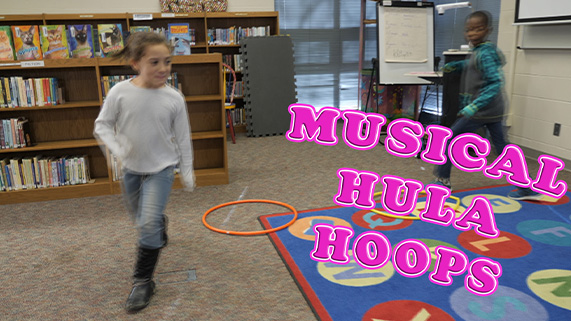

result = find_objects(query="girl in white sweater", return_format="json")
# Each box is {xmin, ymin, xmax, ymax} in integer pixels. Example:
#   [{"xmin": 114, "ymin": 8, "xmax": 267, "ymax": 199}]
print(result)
[{"xmin": 93, "ymin": 32, "xmax": 195, "ymax": 313}]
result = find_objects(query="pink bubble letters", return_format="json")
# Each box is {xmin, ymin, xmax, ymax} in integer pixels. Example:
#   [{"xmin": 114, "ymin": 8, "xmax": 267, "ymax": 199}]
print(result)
[{"xmin": 285, "ymin": 104, "xmax": 567, "ymax": 296}]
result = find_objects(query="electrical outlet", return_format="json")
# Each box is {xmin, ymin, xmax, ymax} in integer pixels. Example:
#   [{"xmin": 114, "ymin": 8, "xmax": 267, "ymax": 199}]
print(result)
[{"xmin": 553, "ymin": 123, "xmax": 561, "ymax": 136}]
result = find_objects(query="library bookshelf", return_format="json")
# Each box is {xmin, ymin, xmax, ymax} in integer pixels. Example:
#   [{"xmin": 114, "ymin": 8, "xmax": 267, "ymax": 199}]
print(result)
[
  {"xmin": 204, "ymin": 12, "xmax": 280, "ymax": 133},
  {"xmin": 0, "ymin": 12, "xmax": 249, "ymax": 204}
]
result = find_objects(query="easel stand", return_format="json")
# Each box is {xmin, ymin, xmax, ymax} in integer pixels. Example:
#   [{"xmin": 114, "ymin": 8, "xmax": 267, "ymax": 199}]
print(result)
[{"xmin": 364, "ymin": 58, "xmax": 378, "ymax": 112}]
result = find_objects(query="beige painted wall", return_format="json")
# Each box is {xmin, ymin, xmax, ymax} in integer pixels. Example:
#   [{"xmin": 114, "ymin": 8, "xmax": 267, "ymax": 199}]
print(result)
[
  {"xmin": 0, "ymin": 0, "xmax": 274, "ymax": 14},
  {"xmin": 499, "ymin": 0, "xmax": 571, "ymax": 163}
]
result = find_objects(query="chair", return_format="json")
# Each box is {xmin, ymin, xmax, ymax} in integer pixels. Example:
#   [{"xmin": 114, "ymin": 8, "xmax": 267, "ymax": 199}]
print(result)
[{"xmin": 223, "ymin": 63, "xmax": 237, "ymax": 144}]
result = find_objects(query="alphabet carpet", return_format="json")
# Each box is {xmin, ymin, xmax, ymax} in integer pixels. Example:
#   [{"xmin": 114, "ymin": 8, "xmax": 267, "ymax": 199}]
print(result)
[{"xmin": 259, "ymin": 184, "xmax": 571, "ymax": 321}]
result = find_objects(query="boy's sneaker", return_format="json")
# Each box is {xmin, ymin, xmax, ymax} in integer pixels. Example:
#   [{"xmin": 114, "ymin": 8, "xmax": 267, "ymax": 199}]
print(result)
[
  {"xmin": 428, "ymin": 177, "xmax": 452, "ymax": 191},
  {"xmin": 508, "ymin": 188, "xmax": 543, "ymax": 201}
]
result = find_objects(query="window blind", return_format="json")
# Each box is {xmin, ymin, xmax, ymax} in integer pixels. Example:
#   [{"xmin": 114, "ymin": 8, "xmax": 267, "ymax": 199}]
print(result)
[{"xmin": 275, "ymin": 0, "xmax": 501, "ymax": 111}]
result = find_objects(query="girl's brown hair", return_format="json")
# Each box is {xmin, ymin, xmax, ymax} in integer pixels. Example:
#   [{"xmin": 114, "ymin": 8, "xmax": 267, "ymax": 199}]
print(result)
[{"xmin": 111, "ymin": 31, "xmax": 172, "ymax": 62}]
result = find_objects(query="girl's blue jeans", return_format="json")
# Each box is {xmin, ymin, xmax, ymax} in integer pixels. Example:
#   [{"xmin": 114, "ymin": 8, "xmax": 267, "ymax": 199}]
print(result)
[
  {"xmin": 122, "ymin": 166, "xmax": 174, "ymax": 250},
  {"xmin": 434, "ymin": 116, "xmax": 507, "ymax": 179}
]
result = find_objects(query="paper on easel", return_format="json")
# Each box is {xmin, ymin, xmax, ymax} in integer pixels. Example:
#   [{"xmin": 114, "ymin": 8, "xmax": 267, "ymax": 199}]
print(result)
[{"xmin": 383, "ymin": 7, "xmax": 428, "ymax": 63}]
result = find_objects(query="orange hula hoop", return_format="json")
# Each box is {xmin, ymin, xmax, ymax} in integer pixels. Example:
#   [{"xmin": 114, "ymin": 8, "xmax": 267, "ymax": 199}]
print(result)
[{"xmin": 202, "ymin": 199, "xmax": 298, "ymax": 236}]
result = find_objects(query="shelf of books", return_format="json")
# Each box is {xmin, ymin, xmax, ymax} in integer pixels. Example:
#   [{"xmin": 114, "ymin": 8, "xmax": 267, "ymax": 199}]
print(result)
[
  {"xmin": 205, "ymin": 12, "xmax": 279, "ymax": 133},
  {"xmin": 128, "ymin": 13, "xmax": 206, "ymax": 54},
  {"xmin": 0, "ymin": 13, "xmax": 236, "ymax": 204}
]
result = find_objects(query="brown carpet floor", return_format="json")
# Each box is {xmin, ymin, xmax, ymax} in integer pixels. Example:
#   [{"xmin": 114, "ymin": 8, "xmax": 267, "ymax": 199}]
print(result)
[{"xmin": 1, "ymin": 124, "xmax": 570, "ymax": 321}]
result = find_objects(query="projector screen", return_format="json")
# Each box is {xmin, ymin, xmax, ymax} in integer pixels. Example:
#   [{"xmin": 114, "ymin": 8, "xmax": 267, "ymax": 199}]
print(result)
[{"xmin": 515, "ymin": 0, "xmax": 571, "ymax": 24}]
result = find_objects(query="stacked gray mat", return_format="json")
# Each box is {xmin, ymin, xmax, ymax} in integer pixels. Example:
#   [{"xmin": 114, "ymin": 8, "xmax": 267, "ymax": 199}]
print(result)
[{"xmin": 240, "ymin": 36, "xmax": 297, "ymax": 137}]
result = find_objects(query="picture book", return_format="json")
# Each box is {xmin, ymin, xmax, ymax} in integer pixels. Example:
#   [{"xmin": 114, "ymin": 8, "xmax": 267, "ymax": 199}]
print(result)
[
  {"xmin": 0, "ymin": 26, "xmax": 15, "ymax": 61},
  {"xmin": 97, "ymin": 24, "xmax": 124, "ymax": 57},
  {"xmin": 167, "ymin": 23, "xmax": 192, "ymax": 56},
  {"xmin": 40, "ymin": 25, "xmax": 69, "ymax": 59},
  {"xmin": 68, "ymin": 25, "xmax": 94, "ymax": 58},
  {"xmin": 129, "ymin": 26, "xmax": 152, "ymax": 34},
  {"xmin": 11, "ymin": 25, "xmax": 42, "ymax": 60}
]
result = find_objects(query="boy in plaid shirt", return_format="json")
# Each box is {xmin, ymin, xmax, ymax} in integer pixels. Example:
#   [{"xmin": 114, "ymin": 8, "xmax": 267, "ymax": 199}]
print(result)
[{"xmin": 431, "ymin": 10, "xmax": 540, "ymax": 200}]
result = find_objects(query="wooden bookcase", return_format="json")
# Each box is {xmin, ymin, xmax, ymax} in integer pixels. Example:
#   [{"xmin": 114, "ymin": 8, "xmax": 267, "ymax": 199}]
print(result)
[
  {"xmin": 0, "ymin": 12, "xmax": 252, "ymax": 204},
  {"xmin": 204, "ymin": 12, "xmax": 280, "ymax": 132}
]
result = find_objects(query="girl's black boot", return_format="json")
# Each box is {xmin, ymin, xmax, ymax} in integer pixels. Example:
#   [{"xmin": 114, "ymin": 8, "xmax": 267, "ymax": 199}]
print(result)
[{"xmin": 125, "ymin": 247, "xmax": 161, "ymax": 313}]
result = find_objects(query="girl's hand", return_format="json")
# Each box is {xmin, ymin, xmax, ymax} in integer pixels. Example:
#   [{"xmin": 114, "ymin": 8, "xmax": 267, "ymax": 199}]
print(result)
[{"xmin": 183, "ymin": 171, "xmax": 196, "ymax": 192}]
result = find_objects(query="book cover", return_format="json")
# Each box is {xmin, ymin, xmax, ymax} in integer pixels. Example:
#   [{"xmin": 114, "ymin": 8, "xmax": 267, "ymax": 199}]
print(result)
[
  {"xmin": 2, "ymin": 78, "xmax": 12, "ymax": 107},
  {"xmin": 11, "ymin": 25, "xmax": 42, "ymax": 60},
  {"xmin": 0, "ymin": 121, "xmax": 5, "ymax": 149},
  {"xmin": 168, "ymin": 23, "xmax": 192, "ymax": 56},
  {"xmin": 40, "ymin": 25, "xmax": 69, "ymax": 59},
  {"xmin": 22, "ymin": 157, "xmax": 34, "ymax": 189},
  {"xmin": 68, "ymin": 25, "xmax": 94, "ymax": 58},
  {"xmin": 82, "ymin": 154, "xmax": 91, "ymax": 183},
  {"xmin": 9, "ymin": 158, "xmax": 23, "ymax": 190},
  {"xmin": 97, "ymin": 24, "xmax": 124, "ymax": 57},
  {"xmin": 17, "ymin": 117, "xmax": 35, "ymax": 147},
  {"xmin": 0, "ymin": 158, "xmax": 11, "ymax": 191},
  {"xmin": 0, "ymin": 161, "xmax": 4, "ymax": 191},
  {"xmin": 0, "ymin": 26, "xmax": 16, "ymax": 61},
  {"xmin": 129, "ymin": 26, "xmax": 152, "ymax": 34},
  {"xmin": 32, "ymin": 155, "xmax": 42, "ymax": 188}
]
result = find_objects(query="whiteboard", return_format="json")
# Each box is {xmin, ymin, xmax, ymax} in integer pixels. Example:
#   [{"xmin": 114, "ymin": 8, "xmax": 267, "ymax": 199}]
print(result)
[
  {"xmin": 377, "ymin": 1, "xmax": 434, "ymax": 85},
  {"xmin": 520, "ymin": 24, "xmax": 571, "ymax": 49},
  {"xmin": 515, "ymin": 0, "xmax": 571, "ymax": 25}
]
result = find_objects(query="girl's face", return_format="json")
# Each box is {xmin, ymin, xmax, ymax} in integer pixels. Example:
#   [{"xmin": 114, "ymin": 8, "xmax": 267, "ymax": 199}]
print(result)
[
  {"xmin": 131, "ymin": 44, "xmax": 172, "ymax": 89},
  {"xmin": 464, "ymin": 17, "xmax": 489, "ymax": 47}
]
